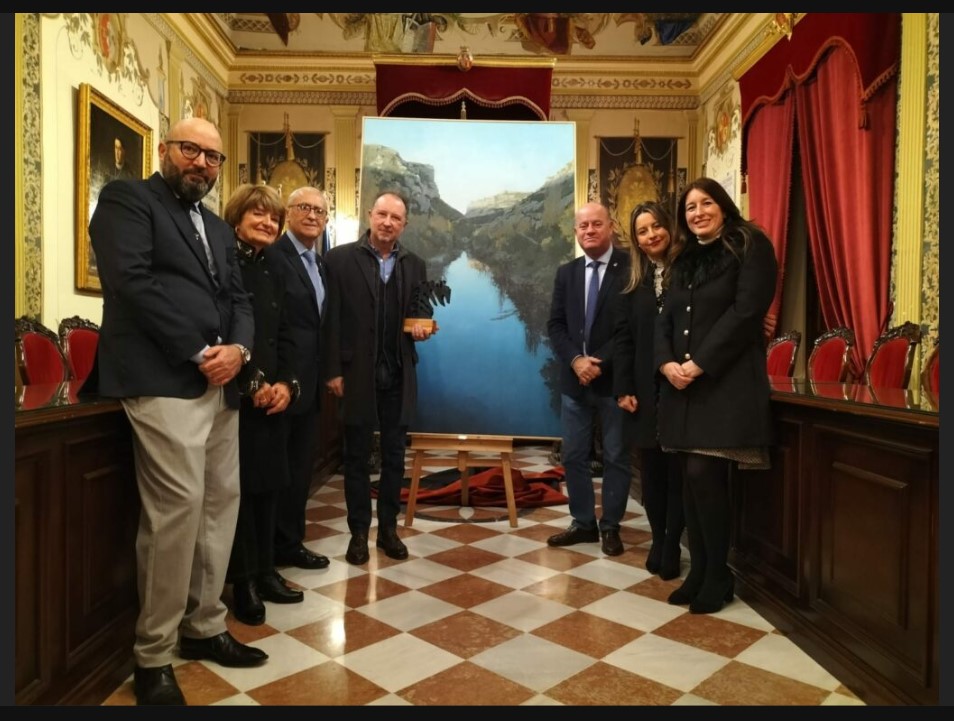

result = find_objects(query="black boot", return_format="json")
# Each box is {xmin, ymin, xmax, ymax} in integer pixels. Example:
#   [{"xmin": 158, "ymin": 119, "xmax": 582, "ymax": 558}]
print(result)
[
  {"xmin": 640, "ymin": 448, "xmax": 668, "ymax": 574},
  {"xmin": 668, "ymin": 455, "xmax": 706, "ymax": 605},
  {"xmin": 683, "ymin": 454, "xmax": 733, "ymax": 613},
  {"xmin": 659, "ymin": 458, "xmax": 686, "ymax": 581},
  {"xmin": 231, "ymin": 580, "xmax": 265, "ymax": 626}
]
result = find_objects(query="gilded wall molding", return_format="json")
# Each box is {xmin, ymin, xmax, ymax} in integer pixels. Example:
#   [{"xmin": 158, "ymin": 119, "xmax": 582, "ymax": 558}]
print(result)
[
  {"xmin": 144, "ymin": 13, "xmax": 228, "ymax": 98},
  {"xmin": 229, "ymin": 90, "xmax": 376, "ymax": 106},
  {"xmin": 551, "ymin": 95, "xmax": 697, "ymax": 110},
  {"xmin": 19, "ymin": 12, "xmax": 42, "ymax": 318}
]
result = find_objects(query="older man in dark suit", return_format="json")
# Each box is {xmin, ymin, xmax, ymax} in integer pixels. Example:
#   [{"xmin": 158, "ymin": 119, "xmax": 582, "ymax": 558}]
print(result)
[
  {"xmin": 546, "ymin": 202, "xmax": 632, "ymax": 557},
  {"xmin": 272, "ymin": 186, "xmax": 332, "ymax": 571},
  {"xmin": 90, "ymin": 117, "xmax": 266, "ymax": 706}
]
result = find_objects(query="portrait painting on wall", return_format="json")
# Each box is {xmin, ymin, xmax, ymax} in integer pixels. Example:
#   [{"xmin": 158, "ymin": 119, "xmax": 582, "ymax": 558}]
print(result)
[
  {"xmin": 247, "ymin": 128, "xmax": 326, "ymax": 207},
  {"xmin": 359, "ymin": 117, "xmax": 577, "ymax": 438},
  {"xmin": 75, "ymin": 83, "xmax": 152, "ymax": 293}
]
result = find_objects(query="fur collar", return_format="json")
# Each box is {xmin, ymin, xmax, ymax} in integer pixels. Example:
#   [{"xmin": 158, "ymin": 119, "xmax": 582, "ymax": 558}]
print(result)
[{"xmin": 672, "ymin": 236, "xmax": 744, "ymax": 288}]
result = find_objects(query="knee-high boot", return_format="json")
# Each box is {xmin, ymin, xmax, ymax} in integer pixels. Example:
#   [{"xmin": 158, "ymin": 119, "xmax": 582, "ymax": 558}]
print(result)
[
  {"xmin": 640, "ymin": 448, "xmax": 669, "ymax": 573},
  {"xmin": 659, "ymin": 455, "xmax": 685, "ymax": 580},
  {"xmin": 686, "ymin": 457, "xmax": 734, "ymax": 614},
  {"xmin": 667, "ymin": 454, "xmax": 707, "ymax": 605}
]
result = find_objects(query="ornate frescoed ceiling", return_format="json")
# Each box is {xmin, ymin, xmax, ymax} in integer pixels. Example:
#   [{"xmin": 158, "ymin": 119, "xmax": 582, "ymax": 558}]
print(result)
[{"xmin": 215, "ymin": 13, "xmax": 726, "ymax": 60}]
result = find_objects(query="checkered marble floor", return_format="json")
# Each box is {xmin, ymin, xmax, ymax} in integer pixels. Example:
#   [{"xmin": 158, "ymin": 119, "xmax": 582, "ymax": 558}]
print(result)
[{"xmin": 103, "ymin": 444, "xmax": 865, "ymax": 706}]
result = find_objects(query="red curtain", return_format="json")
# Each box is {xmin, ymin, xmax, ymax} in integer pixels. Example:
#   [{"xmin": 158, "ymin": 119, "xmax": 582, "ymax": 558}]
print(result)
[
  {"xmin": 745, "ymin": 94, "xmax": 795, "ymax": 338},
  {"xmin": 796, "ymin": 48, "xmax": 897, "ymax": 379},
  {"xmin": 374, "ymin": 63, "xmax": 553, "ymax": 120},
  {"xmin": 741, "ymin": 13, "xmax": 900, "ymax": 377}
]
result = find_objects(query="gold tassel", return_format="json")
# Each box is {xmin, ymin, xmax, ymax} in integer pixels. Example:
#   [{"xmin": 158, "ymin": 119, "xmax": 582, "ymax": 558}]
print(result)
[
  {"xmin": 741, "ymin": 172, "xmax": 748, "ymax": 194},
  {"xmin": 859, "ymin": 101, "xmax": 869, "ymax": 129}
]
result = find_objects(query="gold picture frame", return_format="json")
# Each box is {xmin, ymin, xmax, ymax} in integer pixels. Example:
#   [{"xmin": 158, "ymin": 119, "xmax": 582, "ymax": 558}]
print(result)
[{"xmin": 75, "ymin": 83, "xmax": 152, "ymax": 292}]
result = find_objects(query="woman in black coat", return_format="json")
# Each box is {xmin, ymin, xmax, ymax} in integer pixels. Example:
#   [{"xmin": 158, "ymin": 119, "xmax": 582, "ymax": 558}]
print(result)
[
  {"xmin": 655, "ymin": 177, "xmax": 777, "ymax": 614},
  {"xmin": 223, "ymin": 184, "xmax": 304, "ymax": 625},
  {"xmin": 614, "ymin": 201, "xmax": 685, "ymax": 580}
]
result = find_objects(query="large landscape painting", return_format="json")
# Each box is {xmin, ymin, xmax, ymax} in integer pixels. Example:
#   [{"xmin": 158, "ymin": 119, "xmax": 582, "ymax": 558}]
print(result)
[{"xmin": 359, "ymin": 117, "xmax": 576, "ymax": 438}]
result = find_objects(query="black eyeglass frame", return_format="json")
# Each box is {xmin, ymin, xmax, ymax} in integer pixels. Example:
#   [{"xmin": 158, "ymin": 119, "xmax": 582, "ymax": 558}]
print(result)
[{"xmin": 165, "ymin": 139, "xmax": 227, "ymax": 167}]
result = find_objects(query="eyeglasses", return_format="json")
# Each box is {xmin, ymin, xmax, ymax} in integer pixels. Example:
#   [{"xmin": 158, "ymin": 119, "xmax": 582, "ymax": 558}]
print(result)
[
  {"xmin": 165, "ymin": 140, "xmax": 226, "ymax": 167},
  {"xmin": 291, "ymin": 203, "xmax": 328, "ymax": 217}
]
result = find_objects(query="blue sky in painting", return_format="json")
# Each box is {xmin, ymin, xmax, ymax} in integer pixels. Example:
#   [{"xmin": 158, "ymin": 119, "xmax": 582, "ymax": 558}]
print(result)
[{"xmin": 362, "ymin": 118, "xmax": 575, "ymax": 214}]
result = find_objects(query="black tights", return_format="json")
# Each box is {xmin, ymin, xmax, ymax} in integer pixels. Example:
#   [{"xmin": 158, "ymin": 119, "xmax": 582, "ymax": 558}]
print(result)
[
  {"xmin": 640, "ymin": 447, "xmax": 684, "ymax": 555},
  {"xmin": 679, "ymin": 452, "xmax": 733, "ymax": 601}
]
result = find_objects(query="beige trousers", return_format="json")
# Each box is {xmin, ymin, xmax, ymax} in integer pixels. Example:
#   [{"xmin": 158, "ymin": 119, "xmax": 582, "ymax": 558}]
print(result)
[{"xmin": 122, "ymin": 386, "xmax": 240, "ymax": 667}]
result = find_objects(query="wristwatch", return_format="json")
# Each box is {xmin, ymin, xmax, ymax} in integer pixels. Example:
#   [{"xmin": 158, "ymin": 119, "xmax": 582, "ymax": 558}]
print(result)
[{"xmin": 234, "ymin": 343, "xmax": 251, "ymax": 365}]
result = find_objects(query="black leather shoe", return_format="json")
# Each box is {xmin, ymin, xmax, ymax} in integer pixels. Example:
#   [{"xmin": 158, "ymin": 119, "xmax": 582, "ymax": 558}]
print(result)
[
  {"xmin": 133, "ymin": 664, "xmax": 185, "ymax": 706},
  {"xmin": 345, "ymin": 532, "xmax": 370, "ymax": 565},
  {"xmin": 376, "ymin": 526, "xmax": 409, "ymax": 560},
  {"xmin": 178, "ymin": 631, "xmax": 268, "ymax": 667},
  {"xmin": 275, "ymin": 544, "xmax": 330, "ymax": 569},
  {"xmin": 231, "ymin": 580, "xmax": 266, "ymax": 625},
  {"xmin": 257, "ymin": 570, "xmax": 304, "ymax": 604},
  {"xmin": 601, "ymin": 529, "xmax": 624, "ymax": 556},
  {"xmin": 547, "ymin": 524, "xmax": 599, "ymax": 547}
]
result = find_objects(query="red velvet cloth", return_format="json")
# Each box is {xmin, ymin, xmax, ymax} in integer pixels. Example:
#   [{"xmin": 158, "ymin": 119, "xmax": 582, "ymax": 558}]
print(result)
[
  {"xmin": 62, "ymin": 328, "xmax": 99, "ymax": 381},
  {"xmin": 20, "ymin": 333, "xmax": 68, "ymax": 384},
  {"xmin": 375, "ymin": 63, "xmax": 552, "ymax": 120},
  {"xmin": 766, "ymin": 340, "xmax": 797, "ymax": 377},
  {"xmin": 796, "ymin": 50, "xmax": 897, "ymax": 379},
  {"xmin": 740, "ymin": 13, "xmax": 900, "ymax": 124},
  {"xmin": 399, "ymin": 467, "xmax": 568, "ymax": 508},
  {"xmin": 809, "ymin": 336, "xmax": 850, "ymax": 383}
]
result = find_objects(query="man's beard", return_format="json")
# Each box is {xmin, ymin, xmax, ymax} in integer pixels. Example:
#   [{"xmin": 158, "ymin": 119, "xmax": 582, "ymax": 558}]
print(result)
[{"xmin": 162, "ymin": 154, "xmax": 217, "ymax": 203}]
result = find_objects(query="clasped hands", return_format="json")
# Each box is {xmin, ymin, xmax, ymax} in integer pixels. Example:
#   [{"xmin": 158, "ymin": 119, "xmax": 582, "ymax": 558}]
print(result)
[
  {"xmin": 251, "ymin": 381, "xmax": 291, "ymax": 415},
  {"xmin": 198, "ymin": 343, "xmax": 244, "ymax": 387},
  {"xmin": 409, "ymin": 321, "xmax": 438, "ymax": 341},
  {"xmin": 661, "ymin": 359, "xmax": 703, "ymax": 390},
  {"xmin": 573, "ymin": 355, "xmax": 602, "ymax": 386}
]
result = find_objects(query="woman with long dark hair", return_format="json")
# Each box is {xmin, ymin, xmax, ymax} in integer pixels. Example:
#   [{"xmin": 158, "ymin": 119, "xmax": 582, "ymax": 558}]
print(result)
[
  {"xmin": 614, "ymin": 201, "xmax": 685, "ymax": 580},
  {"xmin": 655, "ymin": 178, "xmax": 777, "ymax": 614}
]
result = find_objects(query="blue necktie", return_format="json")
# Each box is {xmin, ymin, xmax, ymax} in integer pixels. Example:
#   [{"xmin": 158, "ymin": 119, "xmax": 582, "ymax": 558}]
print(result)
[
  {"xmin": 302, "ymin": 249, "xmax": 325, "ymax": 315},
  {"xmin": 584, "ymin": 259, "xmax": 602, "ymax": 347}
]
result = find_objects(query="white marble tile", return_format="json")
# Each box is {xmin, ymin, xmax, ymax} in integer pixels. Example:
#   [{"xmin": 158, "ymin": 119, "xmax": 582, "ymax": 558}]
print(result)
[
  {"xmin": 372, "ymin": 557, "xmax": 462, "ymax": 590},
  {"xmin": 672, "ymin": 693, "xmax": 719, "ymax": 705},
  {"xmin": 357, "ymin": 589, "xmax": 460, "ymax": 631},
  {"xmin": 212, "ymin": 634, "xmax": 328, "ymax": 692},
  {"xmin": 470, "ymin": 634, "xmax": 593, "ymax": 693},
  {"xmin": 821, "ymin": 691, "xmax": 866, "ymax": 706},
  {"xmin": 469, "ymin": 558, "xmax": 561, "ymax": 589},
  {"xmin": 604, "ymin": 633, "xmax": 730, "ymax": 693},
  {"xmin": 470, "ymin": 589, "xmax": 574, "ymax": 632},
  {"xmin": 581, "ymin": 590, "xmax": 685, "ymax": 632},
  {"xmin": 564, "ymin": 557, "xmax": 654, "ymax": 588},
  {"xmin": 735, "ymin": 633, "xmax": 843, "ymax": 691},
  {"xmin": 336, "ymin": 633, "xmax": 460, "ymax": 693},
  {"xmin": 211, "ymin": 693, "xmax": 260, "ymax": 705},
  {"xmin": 522, "ymin": 694, "xmax": 566, "ymax": 705},
  {"xmin": 258, "ymin": 589, "xmax": 346, "ymax": 632},
  {"xmin": 401, "ymin": 531, "xmax": 462, "ymax": 557}
]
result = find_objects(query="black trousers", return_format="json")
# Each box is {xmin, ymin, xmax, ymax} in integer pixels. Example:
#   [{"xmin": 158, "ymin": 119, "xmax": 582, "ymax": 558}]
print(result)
[
  {"xmin": 342, "ymin": 381, "xmax": 406, "ymax": 533},
  {"xmin": 228, "ymin": 488, "xmax": 277, "ymax": 583},
  {"xmin": 274, "ymin": 403, "xmax": 319, "ymax": 557}
]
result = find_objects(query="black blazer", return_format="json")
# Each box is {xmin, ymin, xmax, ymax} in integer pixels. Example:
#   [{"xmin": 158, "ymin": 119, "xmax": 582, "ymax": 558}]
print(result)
[
  {"xmin": 274, "ymin": 233, "xmax": 327, "ymax": 414},
  {"xmin": 547, "ymin": 247, "xmax": 630, "ymax": 399},
  {"xmin": 654, "ymin": 231, "xmax": 778, "ymax": 449},
  {"xmin": 89, "ymin": 172, "xmax": 254, "ymax": 408},
  {"xmin": 613, "ymin": 264, "xmax": 663, "ymax": 449}
]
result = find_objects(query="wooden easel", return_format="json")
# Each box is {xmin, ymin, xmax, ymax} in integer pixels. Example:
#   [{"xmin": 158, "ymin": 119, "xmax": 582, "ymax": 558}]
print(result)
[{"xmin": 403, "ymin": 433, "xmax": 518, "ymax": 528}]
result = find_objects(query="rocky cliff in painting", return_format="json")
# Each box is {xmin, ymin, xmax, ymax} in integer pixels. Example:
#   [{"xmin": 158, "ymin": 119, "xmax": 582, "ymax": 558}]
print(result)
[{"xmin": 359, "ymin": 144, "xmax": 575, "ymax": 356}]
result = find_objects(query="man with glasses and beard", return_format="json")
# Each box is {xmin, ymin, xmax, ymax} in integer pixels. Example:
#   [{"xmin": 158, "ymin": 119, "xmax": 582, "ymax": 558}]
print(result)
[{"xmin": 89, "ymin": 117, "xmax": 267, "ymax": 706}]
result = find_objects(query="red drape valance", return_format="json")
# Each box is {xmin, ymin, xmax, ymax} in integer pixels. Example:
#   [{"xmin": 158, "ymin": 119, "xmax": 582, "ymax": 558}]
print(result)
[
  {"xmin": 740, "ymin": 13, "xmax": 900, "ymax": 126},
  {"xmin": 374, "ymin": 62, "xmax": 553, "ymax": 120}
]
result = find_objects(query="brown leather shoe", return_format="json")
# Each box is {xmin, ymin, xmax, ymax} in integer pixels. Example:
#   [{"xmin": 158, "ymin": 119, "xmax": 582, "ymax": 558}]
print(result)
[
  {"xmin": 547, "ymin": 524, "xmax": 599, "ymax": 547},
  {"xmin": 134, "ymin": 664, "xmax": 185, "ymax": 705}
]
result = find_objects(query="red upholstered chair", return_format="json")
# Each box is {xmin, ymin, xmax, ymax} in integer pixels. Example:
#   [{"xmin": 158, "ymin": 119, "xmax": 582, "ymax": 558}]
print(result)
[
  {"xmin": 58, "ymin": 315, "xmax": 100, "ymax": 381},
  {"xmin": 921, "ymin": 339, "xmax": 939, "ymax": 394},
  {"xmin": 863, "ymin": 321, "xmax": 921, "ymax": 389},
  {"xmin": 807, "ymin": 327, "xmax": 855, "ymax": 383},
  {"xmin": 766, "ymin": 330, "xmax": 801, "ymax": 377},
  {"xmin": 15, "ymin": 315, "xmax": 69, "ymax": 384}
]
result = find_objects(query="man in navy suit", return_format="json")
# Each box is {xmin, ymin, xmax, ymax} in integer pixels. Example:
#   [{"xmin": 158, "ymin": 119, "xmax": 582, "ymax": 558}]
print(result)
[
  {"xmin": 546, "ymin": 202, "xmax": 632, "ymax": 557},
  {"xmin": 272, "ymin": 186, "xmax": 332, "ymax": 571},
  {"xmin": 90, "ymin": 117, "xmax": 266, "ymax": 706}
]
